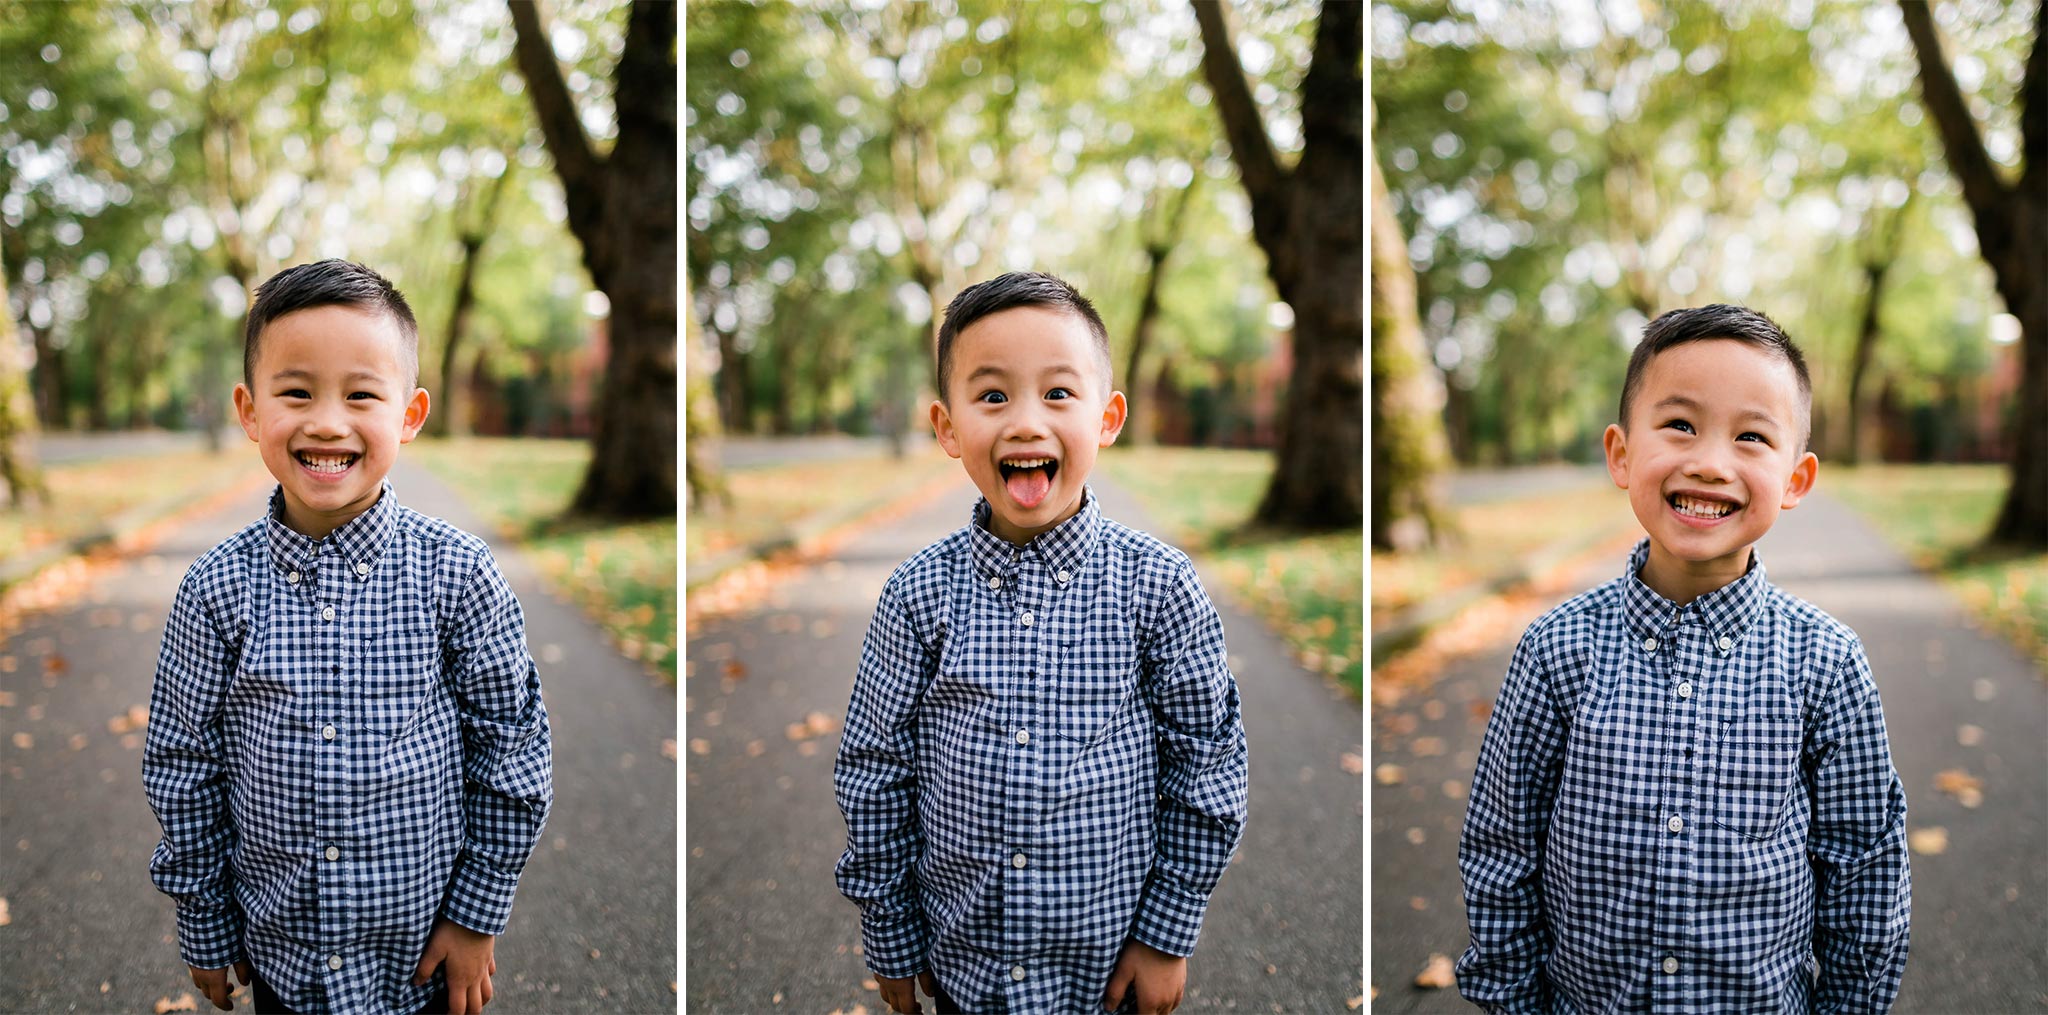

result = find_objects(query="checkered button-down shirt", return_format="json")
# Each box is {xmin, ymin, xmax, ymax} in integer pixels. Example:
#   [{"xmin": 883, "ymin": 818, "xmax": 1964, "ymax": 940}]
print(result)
[
  {"xmin": 835, "ymin": 491, "xmax": 1249, "ymax": 1012},
  {"xmin": 1457, "ymin": 541, "xmax": 1909, "ymax": 1014},
  {"xmin": 144, "ymin": 485, "xmax": 552, "ymax": 1014}
]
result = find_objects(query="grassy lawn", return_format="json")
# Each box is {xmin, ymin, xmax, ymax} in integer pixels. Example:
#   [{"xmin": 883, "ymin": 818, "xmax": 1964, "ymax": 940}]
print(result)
[
  {"xmin": 409, "ymin": 437, "xmax": 678, "ymax": 683},
  {"xmin": 0, "ymin": 449, "xmax": 267, "ymax": 565},
  {"xmin": 685, "ymin": 445, "xmax": 954, "ymax": 564},
  {"xmin": 1828, "ymin": 464, "xmax": 2047, "ymax": 666},
  {"xmin": 1371, "ymin": 478, "xmax": 1632, "ymax": 627},
  {"xmin": 1096, "ymin": 446, "xmax": 1364, "ymax": 695}
]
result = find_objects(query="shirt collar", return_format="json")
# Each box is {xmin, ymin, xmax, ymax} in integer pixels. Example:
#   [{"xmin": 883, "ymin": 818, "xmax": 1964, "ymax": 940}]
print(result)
[
  {"xmin": 262, "ymin": 482, "xmax": 399, "ymax": 579},
  {"xmin": 1621, "ymin": 537, "xmax": 1767, "ymax": 646},
  {"xmin": 968, "ymin": 487, "xmax": 1101, "ymax": 580}
]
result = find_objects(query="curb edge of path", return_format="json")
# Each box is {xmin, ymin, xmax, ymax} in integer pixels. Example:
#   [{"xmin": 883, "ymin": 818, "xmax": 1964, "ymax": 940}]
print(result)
[{"xmin": 684, "ymin": 460, "xmax": 958, "ymax": 597}]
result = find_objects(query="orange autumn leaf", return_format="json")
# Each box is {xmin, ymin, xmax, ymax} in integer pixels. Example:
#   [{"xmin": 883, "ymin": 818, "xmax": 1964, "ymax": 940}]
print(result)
[{"xmin": 1415, "ymin": 953, "xmax": 1456, "ymax": 989}]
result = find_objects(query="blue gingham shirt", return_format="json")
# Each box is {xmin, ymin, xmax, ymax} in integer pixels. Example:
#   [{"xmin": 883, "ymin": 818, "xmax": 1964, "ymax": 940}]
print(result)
[
  {"xmin": 144, "ymin": 485, "xmax": 553, "ymax": 1014},
  {"xmin": 834, "ymin": 491, "xmax": 1249, "ymax": 1012},
  {"xmin": 1457, "ymin": 540, "xmax": 1910, "ymax": 1014}
]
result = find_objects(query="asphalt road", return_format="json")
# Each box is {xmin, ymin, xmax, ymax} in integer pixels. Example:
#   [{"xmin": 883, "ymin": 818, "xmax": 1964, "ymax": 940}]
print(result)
[
  {"xmin": 685, "ymin": 473, "xmax": 1365, "ymax": 1013},
  {"xmin": 0, "ymin": 459, "xmax": 677, "ymax": 1013},
  {"xmin": 1368, "ymin": 489, "xmax": 2048, "ymax": 1012}
]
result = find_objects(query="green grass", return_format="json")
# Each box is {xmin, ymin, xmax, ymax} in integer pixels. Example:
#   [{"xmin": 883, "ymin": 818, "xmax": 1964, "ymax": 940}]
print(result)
[
  {"xmin": 409, "ymin": 437, "xmax": 678, "ymax": 683},
  {"xmin": 1096, "ymin": 446, "xmax": 1364, "ymax": 695},
  {"xmin": 1371, "ymin": 479, "xmax": 1632, "ymax": 627},
  {"xmin": 685, "ymin": 447, "xmax": 954, "ymax": 563},
  {"xmin": 1828, "ymin": 464, "xmax": 2047, "ymax": 667},
  {"xmin": 0, "ymin": 449, "xmax": 267, "ymax": 563}
]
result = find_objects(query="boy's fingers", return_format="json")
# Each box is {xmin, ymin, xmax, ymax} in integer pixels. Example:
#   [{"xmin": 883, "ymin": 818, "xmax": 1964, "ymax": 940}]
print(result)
[
  {"xmin": 234, "ymin": 961, "xmax": 251, "ymax": 986},
  {"xmin": 481, "ymin": 971, "xmax": 494, "ymax": 1007},
  {"xmin": 413, "ymin": 946, "xmax": 441, "ymax": 987},
  {"xmin": 1103, "ymin": 965, "xmax": 1134, "ymax": 1011},
  {"xmin": 468, "ymin": 981, "xmax": 484, "ymax": 1015}
]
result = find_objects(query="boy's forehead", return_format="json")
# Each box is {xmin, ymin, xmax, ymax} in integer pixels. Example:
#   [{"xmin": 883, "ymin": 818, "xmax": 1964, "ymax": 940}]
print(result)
[
  {"xmin": 256, "ymin": 305, "xmax": 409, "ymax": 371},
  {"xmin": 953, "ymin": 306, "xmax": 1104, "ymax": 374},
  {"xmin": 1639, "ymin": 339, "xmax": 1802, "ymax": 405}
]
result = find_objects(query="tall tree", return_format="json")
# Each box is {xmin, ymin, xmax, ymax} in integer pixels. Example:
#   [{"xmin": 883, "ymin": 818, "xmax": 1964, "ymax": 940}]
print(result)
[
  {"xmin": 1194, "ymin": 0, "xmax": 1362, "ymax": 529},
  {"xmin": 0, "ymin": 243, "xmax": 46, "ymax": 509},
  {"xmin": 1900, "ymin": 0, "xmax": 2045, "ymax": 548},
  {"xmin": 1371, "ymin": 133, "xmax": 1452, "ymax": 551},
  {"xmin": 509, "ymin": 0, "xmax": 676, "ymax": 517}
]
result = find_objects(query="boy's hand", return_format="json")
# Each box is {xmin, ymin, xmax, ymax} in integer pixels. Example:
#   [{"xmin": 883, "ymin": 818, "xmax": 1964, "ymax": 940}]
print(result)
[
  {"xmin": 875, "ymin": 971, "xmax": 939, "ymax": 1014},
  {"xmin": 188, "ymin": 961, "xmax": 250, "ymax": 1011},
  {"xmin": 413, "ymin": 917, "xmax": 498, "ymax": 1014},
  {"xmin": 1103, "ymin": 939, "xmax": 1186, "ymax": 1014}
]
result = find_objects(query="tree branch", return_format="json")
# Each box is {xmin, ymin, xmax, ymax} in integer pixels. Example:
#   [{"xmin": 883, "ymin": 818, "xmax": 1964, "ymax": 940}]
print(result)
[
  {"xmin": 507, "ymin": 1, "xmax": 605, "ymax": 237},
  {"xmin": 1297, "ymin": 0, "xmax": 1361, "ymax": 168},
  {"xmin": 2022, "ymin": 0, "xmax": 2045, "ymax": 196},
  {"xmin": 1899, "ymin": 0, "xmax": 2008, "ymax": 218},
  {"xmin": 1192, "ymin": 1, "xmax": 1288, "ymax": 213}
]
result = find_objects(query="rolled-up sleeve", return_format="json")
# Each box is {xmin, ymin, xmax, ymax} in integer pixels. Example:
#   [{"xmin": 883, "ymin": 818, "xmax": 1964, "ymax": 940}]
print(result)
[
  {"xmin": 1129, "ymin": 561, "xmax": 1248, "ymax": 958},
  {"xmin": 441, "ymin": 551, "xmax": 553, "ymax": 936},
  {"xmin": 143, "ymin": 572, "xmax": 245, "ymax": 970}
]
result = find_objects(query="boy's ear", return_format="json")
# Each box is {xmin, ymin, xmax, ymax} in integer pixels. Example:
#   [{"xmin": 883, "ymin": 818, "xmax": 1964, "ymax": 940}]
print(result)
[
  {"xmin": 1779, "ymin": 450, "xmax": 1819, "ymax": 509},
  {"xmin": 233, "ymin": 383, "xmax": 260, "ymax": 442},
  {"xmin": 400, "ymin": 387, "xmax": 431, "ymax": 443},
  {"xmin": 1602, "ymin": 423, "xmax": 1630, "ymax": 489},
  {"xmin": 1098, "ymin": 390, "xmax": 1127, "ymax": 448},
  {"xmin": 929, "ymin": 399, "xmax": 963, "ymax": 459}
]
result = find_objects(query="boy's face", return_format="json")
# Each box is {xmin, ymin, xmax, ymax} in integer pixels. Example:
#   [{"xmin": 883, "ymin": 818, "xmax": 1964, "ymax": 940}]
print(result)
[
  {"xmin": 1603, "ymin": 338, "xmax": 1817, "ymax": 600},
  {"xmin": 930, "ymin": 306, "xmax": 1126, "ymax": 545},
  {"xmin": 233, "ymin": 305, "xmax": 429, "ymax": 540}
]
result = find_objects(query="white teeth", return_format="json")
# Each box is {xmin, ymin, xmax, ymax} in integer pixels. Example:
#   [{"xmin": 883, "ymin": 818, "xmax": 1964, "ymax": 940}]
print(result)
[
  {"xmin": 1004, "ymin": 458, "xmax": 1052, "ymax": 469},
  {"xmin": 298, "ymin": 452, "xmax": 356, "ymax": 475},
  {"xmin": 1672, "ymin": 495, "xmax": 1733, "ymax": 518}
]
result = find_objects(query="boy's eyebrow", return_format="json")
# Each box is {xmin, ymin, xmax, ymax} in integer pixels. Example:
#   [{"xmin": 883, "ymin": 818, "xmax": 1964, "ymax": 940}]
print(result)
[
  {"xmin": 269, "ymin": 368, "xmax": 390, "ymax": 386},
  {"xmin": 1651, "ymin": 395, "xmax": 1781, "ymax": 426}
]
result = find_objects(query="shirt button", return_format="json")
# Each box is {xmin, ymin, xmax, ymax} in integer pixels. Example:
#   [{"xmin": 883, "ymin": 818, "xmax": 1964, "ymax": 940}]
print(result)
[
  {"xmin": 1667, "ymin": 816, "xmax": 1685, "ymax": 833},
  {"xmin": 1019, "ymin": 611, "xmax": 1034, "ymax": 627},
  {"xmin": 1677, "ymin": 681, "xmax": 1693, "ymax": 699},
  {"xmin": 320, "ymin": 606, "xmax": 335, "ymax": 622},
  {"xmin": 324, "ymin": 845, "xmax": 340, "ymax": 861},
  {"xmin": 1012, "ymin": 853, "xmax": 1028, "ymax": 869},
  {"xmin": 1662, "ymin": 956, "xmax": 1679, "ymax": 974},
  {"xmin": 1642, "ymin": 636, "xmax": 1658, "ymax": 652},
  {"xmin": 988, "ymin": 576, "xmax": 1002, "ymax": 590},
  {"xmin": 356, "ymin": 562, "xmax": 371, "ymax": 577},
  {"xmin": 287, "ymin": 571, "xmax": 300, "ymax": 584},
  {"xmin": 1056, "ymin": 569, "xmax": 1071, "ymax": 584},
  {"xmin": 1011, "ymin": 965, "xmax": 1026, "ymax": 981},
  {"xmin": 1718, "ymin": 635, "xmax": 1733, "ymax": 651},
  {"xmin": 328, "ymin": 954, "xmax": 344, "ymax": 971},
  {"xmin": 1015, "ymin": 729, "xmax": 1030, "ymax": 745},
  {"xmin": 321, "ymin": 724, "xmax": 337, "ymax": 741}
]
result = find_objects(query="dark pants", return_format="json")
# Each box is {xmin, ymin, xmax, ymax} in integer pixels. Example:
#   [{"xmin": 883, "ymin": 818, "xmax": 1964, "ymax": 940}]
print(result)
[{"xmin": 249, "ymin": 971, "xmax": 450, "ymax": 1015}]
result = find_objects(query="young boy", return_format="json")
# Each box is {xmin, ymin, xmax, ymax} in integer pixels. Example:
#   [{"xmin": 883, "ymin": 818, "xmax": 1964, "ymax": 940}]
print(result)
[
  {"xmin": 143, "ymin": 260, "xmax": 553, "ymax": 1015},
  {"xmin": 1457, "ymin": 305, "xmax": 1911, "ymax": 1012},
  {"xmin": 834, "ymin": 272, "xmax": 1250, "ymax": 1014}
]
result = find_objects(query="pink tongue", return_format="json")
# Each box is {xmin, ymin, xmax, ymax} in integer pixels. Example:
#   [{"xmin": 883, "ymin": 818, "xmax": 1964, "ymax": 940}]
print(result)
[{"xmin": 1006, "ymin": 467, "xmax": 1051, "ymax": 508}]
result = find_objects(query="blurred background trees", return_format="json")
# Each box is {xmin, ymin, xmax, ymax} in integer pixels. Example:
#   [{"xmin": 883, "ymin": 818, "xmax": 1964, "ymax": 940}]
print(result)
[
  {"xmin": 0, "ymin": 0, "xmax": 662, "ymax": 515},
  {"xmin": 687, "ymin": 0, "xmax": 1361, "ymax": 530},
  {"xmin": 1372, "ymin": 0, "xmax": 2041, "ymax": 549}
]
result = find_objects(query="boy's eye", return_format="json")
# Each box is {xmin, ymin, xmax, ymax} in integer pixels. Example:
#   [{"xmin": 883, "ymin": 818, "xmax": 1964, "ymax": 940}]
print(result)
[
  {"xmin": 1737, "ymin": 431, "xmax": 1768, "ymax": 444},
  {"xmin": 1662, "ymin": 419, "xmax": 1694, "ymax": 434},
  {"xmin": 1045, "ymin": 387, "xmax": 1073, "ymax": 401},
  {"xmin": 348, "ymin": 391, "xmax": 378, "ymax": 401},
  {"xmin": 976, "ymin": 390, "xmax": 1008, "ymax": 404},
  {"xmin": 280, "ymin": 389, "xmax": 310, "ymax": 400}
]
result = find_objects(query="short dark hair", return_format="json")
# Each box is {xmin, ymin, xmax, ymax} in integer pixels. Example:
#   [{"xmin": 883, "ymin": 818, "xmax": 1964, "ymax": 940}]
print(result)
[
  {"xmin": 1620, "ymin": 304, "xmax": 1813, "ymax": 451},
  {"xmin": 243, "ymin": 259, "xmax": 420, "ymax": 388},
  {"xmin": 933, "ymin": 271, "xmax": 1111, "ymax": 402}
]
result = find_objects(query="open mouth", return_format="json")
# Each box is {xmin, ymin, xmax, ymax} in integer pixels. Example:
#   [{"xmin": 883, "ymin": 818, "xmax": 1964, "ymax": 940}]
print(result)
[
  {"xmin": 998, "ymin": 456, "xmax": 1058, "ymax": 509},
  {"xmin": 1667, "ymin": 491, "xmax": 1739, "ymax": 522},
  {"xmin": 295, "ymin": 450, "xmax": 360, "ymax": 476}
]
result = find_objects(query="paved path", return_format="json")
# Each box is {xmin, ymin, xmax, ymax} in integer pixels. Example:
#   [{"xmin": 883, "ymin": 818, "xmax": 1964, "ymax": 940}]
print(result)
[
  {"xmin": 685, "ymin": 475, "xmax": 1364, "ymax": 1013},
  {"xmin": 1368, "ymin": 489, "xmax": 2048, "ymax": 1012},
  {"xmin": 0, "ymin": 459, "xmax": 676, "ymax": 1013}
]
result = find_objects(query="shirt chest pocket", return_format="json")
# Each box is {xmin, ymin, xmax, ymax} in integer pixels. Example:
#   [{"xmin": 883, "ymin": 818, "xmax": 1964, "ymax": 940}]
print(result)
[
  {"xmin": 359, "ymin": 628, "xmax": 443, "ymax": 739},
  {"xmin": 1713, "ymin": 711, "xmax": 1801, "ymax": 839},
  {"xmin": 1055, "ymin": 639, "xmax": 1139, "ymax": 745}
]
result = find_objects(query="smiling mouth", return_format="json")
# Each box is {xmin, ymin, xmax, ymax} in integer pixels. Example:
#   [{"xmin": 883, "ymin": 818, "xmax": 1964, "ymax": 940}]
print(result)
[
  {"xmin": 1668, "ymin": 492, "xmax": 1738, "ymax": 520},
  {"xmin": 999, "ymin": 457, "xmax": 1057, "ymax": 508},
  {"xmin": 296, "ymin": 451, "xmax": 359, "ymax": 475}
]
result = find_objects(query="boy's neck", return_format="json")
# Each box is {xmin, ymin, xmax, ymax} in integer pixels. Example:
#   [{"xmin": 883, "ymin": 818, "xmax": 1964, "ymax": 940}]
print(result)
[{"xmin": 1637, "ymin": 542, "xmax": 1753, "ymax": 606}]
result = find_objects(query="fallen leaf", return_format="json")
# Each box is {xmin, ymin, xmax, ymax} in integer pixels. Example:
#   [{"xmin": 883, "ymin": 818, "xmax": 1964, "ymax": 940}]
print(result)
[
  {"xmin": 797, "ymin": 741, "xmax": 819, "ymax": 757},
  {"xmin": 68, "ymin": 734, "xmax": 87, "ymax": 751},
  {"xmin": 661, "ymin": 739, "xmax": 678, "ymax": 761},
  {"xmin": 1412, "ymin": 736, "xmax": 1446, "ymax": 757},
  {"xmin": 1374, "ymin": 763, "xmax": 1404, "ymax": 786},
  {"xmin": 1468, "ymin": 700, "xmax": 1494, "ymax": 722},
  {"xmin": 1934, "ymin": 769, "xmax": 1984, "ymax": 808},
  {"xmin": 1338, "ymin": 752, "xmax": 1364, "ymax": 775},
  {"xmin": 1908, "ymin": 827, "xmax": 1948, "ymax": 855},
  {"xmin": 862, "ymin": 979, "xmax": 879, "ymax": 990},
  {"xmin": 785, "ymin": 723, "xmax": 809, "ymax": 741},
  {"xmin": 804, "ymin": 711, "xmax": 841, "ymax": 737},
  {"xmin": 1347, "ymin": 996, "xmax": 1364, "ymax": 1010},
  {"xmin": 25, "ymin": 704, "xmax": 44, "ymax": 721},
  {"xmin": 746, "ymin": 740, "xmax": 766, "ymax": 757},
  {"xmin": 108, "ymin": 714, "xmax": 133, "ymax": 734},
  {"xmin": 1406, "ymin": 827, "xmax": 1427, "ymax": 845},
  {"xmin": 121, "ymin": 734, "xmax": 142, "ymax": 751},
  {"xmin": 1415, "ymin": 953, "xmax": 1456, "ymax": 989},
  {"xmin": 689, "ymin": 738, "xmax": 711, "ymax": 756},
  {"xmin": 129, "ymin": 705, "xmax": 149, "ymax": 728},
  {"xmin": 1264, "ymin": 965, "xmax": 1277, "ymax": 975},
  {"xmin": 43, "ymin": 654, "xmax": 67, "ymax": 675},
  {"xmin": 589, "ymin": 949, "xmax": 601, "ymax": 959},
  {"xmin": 722, "ymin": 660, "xmax": 748, "ymax": 680},
  {"xmin": 772, "ymin": 991, "xmax": 784, "ymax": 1004},
  {"xmin": 100, "ymin": 982, "xmax": 110, "ymax": 994},
  {"xmin": 11, "ymin": 733, "xmax": 30, "ymax": 750},
  {"xmin": 0, "ymin": 896, "xmax": 9, "ymax": 925},
  {"xmin": 1410, "ymin": 897, "xmax": 1428, "ymax": 910},
  {"xmin": 1422, "ymin": 699, "xmax": 1447, "ymax": 721},
  {"xmin": 0, "ymin": 691, "xmax": 14, "ymax": 707},
  {"xmin": 155, "ymin": 994, "xmax": 199, "ymax": 1013},
  {"xmin": 1957, "ymin": 725, "xmax": 1984, "ymax": 747}
]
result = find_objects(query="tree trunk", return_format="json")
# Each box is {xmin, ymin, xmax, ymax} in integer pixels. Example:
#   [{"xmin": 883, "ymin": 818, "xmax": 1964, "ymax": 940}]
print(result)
[
  {"xmin": 1194, "ymin": 0, "xmax": 1363, "ymax": 530},
  {"xmin": 435, "ymin": 235, "xmax": 486, "ymax": 439},
  {"xmin": 1843, "ymin": 195, "xmax": 1912, "ymax": 465},
  {"xmin": 1122, "ymin": 244, "xmax": 1170, "ymax": 446},
  {"xmin": 0, "ymin": 248, "xmax": 48, "ymax": 510},
  {"xmin": 713, "ymin": 321, "xmax": 750, "ymax": 435},
  {"xmin": 1369, "ymin": 145, "xmax": 1453, "ymax": 551},
  {"xmin": 1901, "ymin": 0, "xmax": 2046, "ymax": 548},
  {"xmin": 684, "ymin": 312, "xmax": 729, "ymax": 515},
  {"xmin": 509, "ymin": 0, "xmax": 676, "ymax": 518},
  {"xmin": 29, "ymin": 320, "xmax": 63, "ymax": 429}
]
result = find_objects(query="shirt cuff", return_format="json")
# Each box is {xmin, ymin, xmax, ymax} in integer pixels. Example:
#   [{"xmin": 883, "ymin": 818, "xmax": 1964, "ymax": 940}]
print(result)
[
  {"xmin": 441, "ymin": 854, "xmax": 519, "ymax": 936},
  {"xmin": 175, "ymin": 902, "xmax": 246, "ymax": 970},
  {"xmin": 1128, "ymin": 868, "xmax": 1210, "ymax": 958},
  {"xmin": 859, "ymin": 904, "xmax": 933, "ymax": 979}
]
